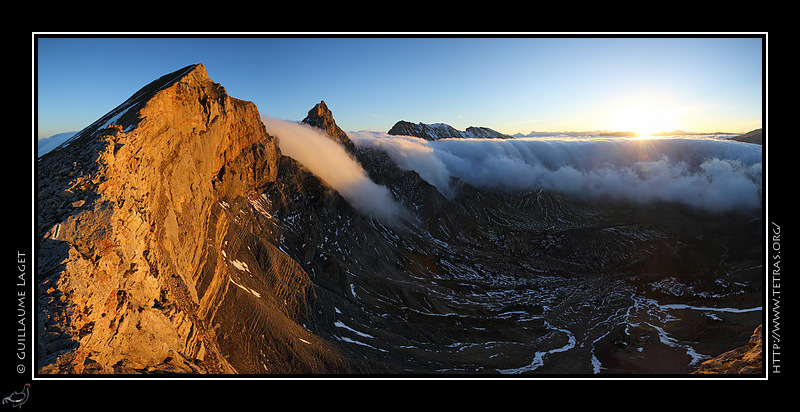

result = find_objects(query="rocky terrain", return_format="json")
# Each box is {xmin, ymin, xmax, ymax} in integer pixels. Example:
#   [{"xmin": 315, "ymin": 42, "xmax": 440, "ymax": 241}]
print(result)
[
  {"xmin": 693, "ymin": 324, "xmax": 762, "ymax": 374},
  {"xmin": 36, "ymin": 64, "xmax": 763, "ymax": 375}
]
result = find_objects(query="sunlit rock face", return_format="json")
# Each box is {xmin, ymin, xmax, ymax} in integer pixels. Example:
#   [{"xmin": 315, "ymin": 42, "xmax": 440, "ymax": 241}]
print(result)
[
  {"xmin": 693, "ymin": 324, "xmax": 763, "ymax": 374},
  {"xmin": 36, "ymin": 64, "xmax": 365, "ymax": 374}
]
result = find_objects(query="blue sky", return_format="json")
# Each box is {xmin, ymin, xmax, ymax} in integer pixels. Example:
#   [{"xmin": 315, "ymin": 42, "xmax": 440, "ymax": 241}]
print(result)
[{"xmin": 35, "ymin": 35, "xmax": 764, "ymax": 139}]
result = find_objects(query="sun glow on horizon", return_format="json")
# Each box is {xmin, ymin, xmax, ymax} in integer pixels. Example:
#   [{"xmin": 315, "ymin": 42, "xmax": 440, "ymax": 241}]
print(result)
[
  {"xmin": 607, "ymin": 105, "xmax": 681, "ymax": 137},
  {"xmin": 603, "ymin": 91, "xmax": 691, "ymax": 137}
]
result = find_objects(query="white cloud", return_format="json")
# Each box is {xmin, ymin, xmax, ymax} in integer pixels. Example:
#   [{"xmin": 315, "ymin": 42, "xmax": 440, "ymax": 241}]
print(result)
[
  {"xmin": 263, "ymin": 117, "xmax": 410, "ymax": 226},
  {"xmin": 347, "ymin": 132, "xmax": 763, "ymax": 213}
]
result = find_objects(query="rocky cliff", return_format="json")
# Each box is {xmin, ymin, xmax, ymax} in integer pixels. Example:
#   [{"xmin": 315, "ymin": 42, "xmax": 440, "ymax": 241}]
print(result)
[{"xmin": 36, "ymin": 64, "xmax": 371, "ymax": 374}]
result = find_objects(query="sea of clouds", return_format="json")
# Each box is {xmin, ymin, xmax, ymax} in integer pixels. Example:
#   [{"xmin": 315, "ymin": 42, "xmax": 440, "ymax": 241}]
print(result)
[
  {"xmin": 262, "ymin": 117, "xmax": 762, "ymax": 225},
  {"xmin": 348, "ymin": 131, "xmax": 763, "ymax": 213}
]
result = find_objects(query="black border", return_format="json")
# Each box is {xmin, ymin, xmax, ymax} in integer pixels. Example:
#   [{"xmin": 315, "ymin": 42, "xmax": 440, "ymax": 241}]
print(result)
[{"xmin": 17, "ymin": 32, "xmax": 775, "ymax": 408}]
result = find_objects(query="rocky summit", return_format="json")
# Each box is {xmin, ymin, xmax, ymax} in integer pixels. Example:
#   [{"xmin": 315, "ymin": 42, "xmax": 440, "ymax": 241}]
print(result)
[
  {"xmin": 302, "ymin": 100, "xmax": 356, "ymax": 153},
  {"xmin": 36, "ymin": 64, "xmax": 364, "ymax": 374},
  {"xmin": 36, "ymin": 64, "xmax": 763, "ymax": 376}
]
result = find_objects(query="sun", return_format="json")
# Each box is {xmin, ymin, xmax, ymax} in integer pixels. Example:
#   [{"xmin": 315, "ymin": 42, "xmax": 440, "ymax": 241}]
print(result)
[
  {"xmin": 604, "ymin": 92, "xmax": 686, "ymax": 137},
  {"xmin": 608, "ymin": 105, "xmax": 676, "ymax": 137}
]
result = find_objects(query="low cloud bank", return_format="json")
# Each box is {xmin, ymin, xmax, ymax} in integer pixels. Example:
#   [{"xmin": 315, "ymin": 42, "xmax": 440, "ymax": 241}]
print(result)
[
  {"xmin": 37, "ymin": 131, "xmax": 77, "ymax": 158},
  {"xmin": 263, "ymin": 117, "xmax": 409, "ymax": 226},
  {"xmin": 348, "ymin": 132, "xmax": 763, "ymax": 212}
]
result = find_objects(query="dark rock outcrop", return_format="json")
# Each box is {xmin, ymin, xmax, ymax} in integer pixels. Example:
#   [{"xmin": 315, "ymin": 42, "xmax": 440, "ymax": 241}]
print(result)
[
  {"xmin": 388, "ymin": 120, "xmax": 511, "ymax": 140},
  {"xmin": 729, "ymin": 128, "xmax": 763, "ymax": 145},
  {"xmin": 463, "ymin": 126, "xmax": 512, "ymax": 139}
]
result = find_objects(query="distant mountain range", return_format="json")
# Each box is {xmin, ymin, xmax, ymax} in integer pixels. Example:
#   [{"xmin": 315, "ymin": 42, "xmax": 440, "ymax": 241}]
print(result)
[
  {"xmin": 383, "ymin": 121, "xmax": 762, "ymax": 143},
  {"xmin": 514, "ymin": 129, "xmax": 758, "ymax": 139}
]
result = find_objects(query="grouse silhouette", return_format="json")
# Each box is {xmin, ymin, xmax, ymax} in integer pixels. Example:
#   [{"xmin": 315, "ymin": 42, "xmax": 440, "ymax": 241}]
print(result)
[{"xmin": 2, "ymin": 383, "xmax": 29, "ymax": 408}]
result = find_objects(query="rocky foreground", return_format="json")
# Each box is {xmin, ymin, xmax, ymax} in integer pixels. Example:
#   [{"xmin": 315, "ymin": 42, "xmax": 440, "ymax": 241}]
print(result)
[{"xmin": 693, "ymin": 324, "xmax": 763, "ymax": 375}]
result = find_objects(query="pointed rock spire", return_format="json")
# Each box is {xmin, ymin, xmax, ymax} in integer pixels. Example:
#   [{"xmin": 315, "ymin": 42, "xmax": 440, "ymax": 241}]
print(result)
[{"xmin": 302, "ymin": 100, "xmax": 355, "ymax": 152}]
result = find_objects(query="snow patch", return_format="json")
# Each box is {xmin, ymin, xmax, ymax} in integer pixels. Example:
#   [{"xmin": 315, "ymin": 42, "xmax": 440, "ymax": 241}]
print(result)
[
  {"xmin": 231, "ymin": 259, "xmax": 250, "ymax": 272},
  {"xmin": 250, "ymin": 195, "xmax": 272, "ymax": 218},
  {"xmin": 228, "ymin": 276, "xmax": 261, "ymax": 298}
]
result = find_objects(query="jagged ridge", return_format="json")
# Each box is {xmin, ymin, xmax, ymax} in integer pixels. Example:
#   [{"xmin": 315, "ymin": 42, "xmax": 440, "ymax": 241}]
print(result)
[
  {"xmin": 388, "ymin": 120, "xmax": 511, "ymax": 140},
  {"xmin": 36, "ymin": 64, "xmax": 367, "ymax": 374}
]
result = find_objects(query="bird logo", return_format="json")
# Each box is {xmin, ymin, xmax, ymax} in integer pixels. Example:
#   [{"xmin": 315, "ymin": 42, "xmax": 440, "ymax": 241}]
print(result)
[{"xmin": 2, "ymin": 384, "xmax": 29, "ymax": 408}]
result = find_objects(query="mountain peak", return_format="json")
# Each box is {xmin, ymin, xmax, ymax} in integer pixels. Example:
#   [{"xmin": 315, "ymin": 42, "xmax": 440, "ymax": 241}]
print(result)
[
  {"xmin": 308, "ymin": 99, "xmax": 331, "ymax": 118},
  {"xmin": 165, "ymin": 63, "xmax": 210, "ymax": 82},
  {"xmin": 37, "ymin": 63, "xmax": 285, "ymax": 374},
  {"xmin": 40, "ymin": 63, "xmax": 215, "ymax": 158},
  {"xmin": 125, "ymin": 63, "xmax": 210, "ymax": 106},
  {"xmin": 302, "ymin": 100, "xmax": 355, "ymax": 151}
]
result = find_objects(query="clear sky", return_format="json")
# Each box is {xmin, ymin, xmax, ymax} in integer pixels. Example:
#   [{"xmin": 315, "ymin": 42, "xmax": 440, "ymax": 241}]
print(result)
[{"xmin": 35, "ymin": 35, "xmax": 764, "ymax": 139}]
